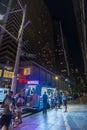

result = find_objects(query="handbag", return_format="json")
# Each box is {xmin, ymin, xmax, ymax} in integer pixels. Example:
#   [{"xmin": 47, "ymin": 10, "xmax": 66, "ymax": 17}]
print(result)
[{"xmin": 16, "ymin": 102, "xmax": 22, "ymax": 107}]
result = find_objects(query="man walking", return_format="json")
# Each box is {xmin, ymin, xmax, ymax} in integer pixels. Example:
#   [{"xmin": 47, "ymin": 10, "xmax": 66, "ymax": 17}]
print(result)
[{"xmin": 42, "ymin": 92, "xmax": 48, "ymax": 114}]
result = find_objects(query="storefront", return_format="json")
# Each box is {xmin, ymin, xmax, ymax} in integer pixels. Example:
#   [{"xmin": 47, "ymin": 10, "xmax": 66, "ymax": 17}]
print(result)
[
  {"xmin": 25, "ymin": 80, "xmax": 40, "ymax": 108},
  {"xmin": 16, "ymin": 61, "xmax": 67, "ymax": 109},
  {"xmin": 0, "ymin": 66, "xmax": 14, "ymax": 88}
]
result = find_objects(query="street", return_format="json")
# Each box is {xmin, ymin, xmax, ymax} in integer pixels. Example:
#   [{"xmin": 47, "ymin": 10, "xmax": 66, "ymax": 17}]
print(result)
[{"xmin": 14, "ymin": 103, "xmax": 87, "ymax": 130}]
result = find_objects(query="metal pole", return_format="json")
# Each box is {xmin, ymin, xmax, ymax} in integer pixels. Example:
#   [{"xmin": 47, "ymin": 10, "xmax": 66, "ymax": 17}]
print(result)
[{"xmin": 11, "ymin": 5, "xmax": 26, "ymax": 95}]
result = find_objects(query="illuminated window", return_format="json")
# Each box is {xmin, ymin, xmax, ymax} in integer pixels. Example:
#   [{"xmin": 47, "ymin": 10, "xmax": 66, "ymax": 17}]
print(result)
[
  {"xmin": 23, "ymin": 68, "xmax": 31, "ymax": 75},
  {"xmin": 3, "ymin": 70, "xmax": 14, "ymax": 78},
  {"xmin": 61, "ymin": 69, "xmax": 67, "ymax": 72},
  {"xmin": 0, "ymin": 69, "xmax": 2, "ymax": 77},
  {"xmin": 38, "ymin": 41, "xmax": 41, "ymax": 44},
  {"xmin": 60, "ymin": 62, "xmax": 63, "ymax": 65}
]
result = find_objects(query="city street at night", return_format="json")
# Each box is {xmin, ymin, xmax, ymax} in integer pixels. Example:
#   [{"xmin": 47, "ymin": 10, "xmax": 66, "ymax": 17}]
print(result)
[
  {"xmin": 14, "ymin": 96, "xmax": 87, "ymax": 130},
  {"xmin": 0, "ymin": 0, "xmax": 87, "ymax": 130}
]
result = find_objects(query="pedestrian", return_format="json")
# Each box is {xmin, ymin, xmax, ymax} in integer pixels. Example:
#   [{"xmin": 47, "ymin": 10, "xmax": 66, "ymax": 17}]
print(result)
[
  {"xmin": 14, "ymin": 94, "xmax": 24, "ymax": 127},
  {"xmin": 62, "ymin": 92, "xmax": 67, "ymax": 112},
  {"xmin": 54, "ymin": 94, "xmax": 58, "ymax": 109},
  {"xmin": 42, "ymin": 92, "xmax": 48, "ymax": 114},
  {"xmin": 0, "ymin": 91, "xmax": 14, "ymax": 130}
]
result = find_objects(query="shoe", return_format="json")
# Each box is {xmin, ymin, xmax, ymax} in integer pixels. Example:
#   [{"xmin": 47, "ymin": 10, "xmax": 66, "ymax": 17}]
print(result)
[{"xmin": 19, "ymin": 121, "xmax": 22, "ymax": 124}]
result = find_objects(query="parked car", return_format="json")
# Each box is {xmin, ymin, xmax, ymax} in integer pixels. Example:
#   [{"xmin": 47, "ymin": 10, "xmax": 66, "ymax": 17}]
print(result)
[{"xmin": 67, "ymin": 94, "xmax": 73, "ymax": 101}]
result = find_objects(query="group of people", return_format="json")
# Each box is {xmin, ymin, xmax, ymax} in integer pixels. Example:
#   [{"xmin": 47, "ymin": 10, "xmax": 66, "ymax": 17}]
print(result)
[
  {"xmin": 42, "ymin": 91, "xmax": 67, "ymax": 114},
  {"xmin": 0, "ymin": 90, "xmax": 67, "ymax": 129},
  {"xmin": 0, "ymin": 90, "xmax": 25, "ymax": 130}
]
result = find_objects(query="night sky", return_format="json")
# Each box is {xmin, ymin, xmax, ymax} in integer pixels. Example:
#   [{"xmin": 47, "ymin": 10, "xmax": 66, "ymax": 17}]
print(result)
[{"xmin": 44, "ymin": 0, "xmax": 84, "ymax": 72}]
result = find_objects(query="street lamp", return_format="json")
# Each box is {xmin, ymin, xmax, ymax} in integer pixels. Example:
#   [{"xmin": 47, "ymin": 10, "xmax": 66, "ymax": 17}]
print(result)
[{"xmin": 55, "ymin": 76, "xmax": 59, "ymax": 80}]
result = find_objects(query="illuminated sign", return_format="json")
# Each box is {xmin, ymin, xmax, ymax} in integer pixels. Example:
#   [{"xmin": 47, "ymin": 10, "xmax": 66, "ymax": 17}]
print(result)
[
  {"xmin": 18, "ymin": 78, "xmax": 28, "ymax": 83},
  {"xmin": 3, "ymin": 70, "xmax": 14, "ymax": 78},
  {"xmin": 0, "ymin": 69, "xmax": 2, "ymax": 77},
  {"xmin": 23, "ymin": 68, "xmax": 31, "ymax": 75},
  {"xmin": 27, "ymin": 80, "xmax": 39, "ymax": 85}
]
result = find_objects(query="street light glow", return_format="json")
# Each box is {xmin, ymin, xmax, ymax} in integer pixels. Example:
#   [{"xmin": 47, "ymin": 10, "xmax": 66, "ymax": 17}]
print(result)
[{"xmin": 55, "ymin": 76, "xmax": 59, "ymax": 80}]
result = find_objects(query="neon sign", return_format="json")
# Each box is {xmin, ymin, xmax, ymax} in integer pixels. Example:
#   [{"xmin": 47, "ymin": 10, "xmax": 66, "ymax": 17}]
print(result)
[
  {"xmin": 18, "ymin": 78, "xmax": 28, "ymax": 83},
  {"xmin": 27, "ymin": 80, "xmax": 39, "ymax": 85}
]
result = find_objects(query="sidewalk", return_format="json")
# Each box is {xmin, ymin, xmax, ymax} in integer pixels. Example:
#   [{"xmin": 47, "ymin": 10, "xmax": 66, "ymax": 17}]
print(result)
[
  {"xmin": 15, "ymin": 108, "xmax": 66, "ymax": 130},
  {"xmin": 14, "ymin": 100, "xmax": 87, "ymax": 130}
]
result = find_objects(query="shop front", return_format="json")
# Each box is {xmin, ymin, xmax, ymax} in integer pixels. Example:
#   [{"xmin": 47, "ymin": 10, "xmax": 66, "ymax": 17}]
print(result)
[
  {"xmin": 0, "ymin": 66, "xmax": 14, "ymax": 89},
  {"xmin": 25, "ymin": 80, "xmax": 40, "ymax": 108}
]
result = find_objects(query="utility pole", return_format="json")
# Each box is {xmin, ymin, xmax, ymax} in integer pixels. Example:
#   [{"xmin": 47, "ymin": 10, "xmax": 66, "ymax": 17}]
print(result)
[
  {"xmin": 0, "ymin": 1, "xmax": 27, "ymax": 95},
  {"xmin": 11, "ymin": 5, "xmax": 27, "ymax": 94}
]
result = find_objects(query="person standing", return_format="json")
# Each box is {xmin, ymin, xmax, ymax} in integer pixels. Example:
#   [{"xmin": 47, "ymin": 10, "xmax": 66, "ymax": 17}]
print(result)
[
  {"xmin": 14, "ymin": 94, "xmax": 24, "ymax": 127},
  {"xmin": 0, "ymin": 91, "xmax": 14, "ymax": 130},
  {"xmin": 42, "ymin": 92, "xmax": 48, "ymax": 114},
  {"xmin": 62, "ymin": 92, "xmax": 67, "ymax": 112}
]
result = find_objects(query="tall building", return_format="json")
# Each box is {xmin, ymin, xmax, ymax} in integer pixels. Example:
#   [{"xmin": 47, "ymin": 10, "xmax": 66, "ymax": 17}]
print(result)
[
  {"xmin": 0, "ymin": 0, "xmax": 56, "ymax": 73},
  {"xmin": 22, "ymin": 0, "xmax": 55, "ymax": 72},
  {"xmin": 0, "ymin": 0, "xmax": 22, "ymax": 64},
  {"xmin": 53, "ymin": 21, "xmax": 69, "ymax": 78},
  {"xmin": 43, "ymin": 0, "xmax": 86, "ymax": 89},
  {"xmin": 72, "ymin": 0, "xmax": 87, "ymax": 83}
]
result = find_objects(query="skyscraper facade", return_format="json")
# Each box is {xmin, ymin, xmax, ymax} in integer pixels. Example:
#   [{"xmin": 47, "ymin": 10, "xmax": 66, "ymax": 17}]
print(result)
[
  {"xmin": 72, "ymin": 0, "xmax": 87, "ymax": 83},
  {"xmin": 22, "ymin": 0, "xmax": 55, "ymax": 72},
  {"xmin": 53, "ymin": 21, "xmax": 69, "ymax": 78},
  {"xmin": 0, "ymin": 0, "xmax": 56, "ymax": 73},
  {"xmin": 0, "ymin": 0, "xmax": 22, "ymax": 64}
]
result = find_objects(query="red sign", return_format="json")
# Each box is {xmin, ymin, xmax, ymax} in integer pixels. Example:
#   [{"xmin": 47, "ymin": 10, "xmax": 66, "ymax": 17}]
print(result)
[{"xmin": 18, "ymin": 78, "xmax": 28, "ymax": 83}]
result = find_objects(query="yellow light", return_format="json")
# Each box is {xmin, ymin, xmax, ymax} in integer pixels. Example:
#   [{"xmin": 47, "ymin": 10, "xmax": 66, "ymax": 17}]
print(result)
[
  {"xmin": 55, "ymin": 76, "xmax": 59, "ymax": 80},
  {"xmin": 24, "ymin": 68, "xmax": 27, "ymax": 75},
  {"xmin": 23, "ymin": 68, "xmax": 31, "ymax": 75},
  {"xmin": 3, "ymin": 70, "xmax": 14, "ymax": 78},
  {"xmin": 0, "ymin": 69, "xmax": 2, "ymax": 77}
]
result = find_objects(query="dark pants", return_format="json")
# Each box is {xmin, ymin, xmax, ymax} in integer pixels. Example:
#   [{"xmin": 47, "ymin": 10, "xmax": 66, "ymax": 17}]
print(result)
[
  {"xmin": 43, "ymin": 103, "xmax": 47, "ymax": 113},
  {"xmin": 0, "ymin": 114, "xmax": 12, "ymax": 128}
]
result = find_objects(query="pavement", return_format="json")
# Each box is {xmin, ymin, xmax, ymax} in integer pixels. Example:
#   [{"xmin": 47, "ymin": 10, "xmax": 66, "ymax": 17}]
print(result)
[
  {"xmin": 14, "ymin": 104, "xmax": 87, "ymax": 130},
  {"xmin": 14, "ymin": 93, "xmax": 87, "ymax": 130},
  {"xmin": 1, "ymin": 95, "xmax": 87, "ymax": 130},
  {"xmin": 14, "ymin": 95, "xmax": 87, "ymax": 130}
]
